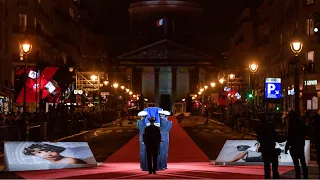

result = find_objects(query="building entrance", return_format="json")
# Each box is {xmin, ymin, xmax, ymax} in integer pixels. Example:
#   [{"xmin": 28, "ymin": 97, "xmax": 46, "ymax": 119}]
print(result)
[{"xmin": 160, "ymin": 94, "xmax": 171, "ymax": 112}]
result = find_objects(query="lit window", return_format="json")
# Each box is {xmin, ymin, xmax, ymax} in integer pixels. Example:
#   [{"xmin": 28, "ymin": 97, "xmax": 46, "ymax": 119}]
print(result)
[
  {"xmin": 306, "ymin": 18, "xmax": 314, "ymax": 35},
  {"xmin": 307, "ymin": 51, "xmax": 315, "ymax": 62}
]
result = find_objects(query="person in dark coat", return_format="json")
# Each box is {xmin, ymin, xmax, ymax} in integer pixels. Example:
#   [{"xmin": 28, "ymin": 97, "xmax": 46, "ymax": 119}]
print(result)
[
  {"xmin": 143, "ymin": 116, "xmax": 161, "ymax": 174},
  {"xmin": 312, "ymin": 113, "xmax": 320, "ymax": 179},
  {"xmin": 285, "ymin": 116, "xmax": 308, "ymax": 179},
  {"xmin": 256, "ymin": 113, "xmax": 284, "ymax": 179}
]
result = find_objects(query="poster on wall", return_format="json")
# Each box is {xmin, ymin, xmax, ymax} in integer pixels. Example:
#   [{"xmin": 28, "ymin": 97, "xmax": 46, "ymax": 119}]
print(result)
[
  {"xmin": 4, "ymin": 141, "xmax": 97, "ymax": 171},
  {"xmin": 215, "ymin": 140, "xmax": 310, "ymax": 166}
]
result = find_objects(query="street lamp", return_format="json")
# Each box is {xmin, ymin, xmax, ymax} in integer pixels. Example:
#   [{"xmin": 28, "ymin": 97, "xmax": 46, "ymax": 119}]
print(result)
[
  {"xmin": 90, "ymin": 75, "xmax": 98, "ymax": 81},
  {"xmin": 204, "ymin": 85, "xmax": 208, "ymax": 90},
  {"xmin": 249, "ymin": 63, "xmax": 258, "ymax": 118},
  {"xmin": 20, "ymin": 41, "xmax": 32, "ymax": 141},
  {"xmin": 219, "ymin": 78, "xmax": 224, "ymax": 123},
  {"xmin": 210, "ymin": 82, "xmax": 216, "ymax": 88},
  {"xmin": 290, "ymin": 41, "xmax": 303, "ymax": 55},
  {"xmin": 126, "ymin": 89, "xmax": 130, "ymax": 93},
  {"xmin": 129, "ymin": 91, "xmax": 133, "ymax": 95},
  {"xmin": 290, "ymin": 39, "xmax": 303, "ymax": 117},
  {"xmin": 249, "ymin": 63, "xmax": 258, "ymax": 73},
  {"xmin": 120, "ymin": 85, "xmax": 125, "ymax": 90},
  {"xmin": 103, "ymin": 81, "xmax": 109, "ymax": 86},
  {"xmin": 113, "ymin": 83, "xmax": 119, "ymax": 89},
  {"xmin": 229, "ymin": 74, "xmax": 235, "ymax": 125},
  {"xmin": 229, "ymin": 74, "xmax": 235, "ymax": 80}
]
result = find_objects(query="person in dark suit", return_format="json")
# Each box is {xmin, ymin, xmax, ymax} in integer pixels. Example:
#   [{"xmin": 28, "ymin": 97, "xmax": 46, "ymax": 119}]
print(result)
[
  {"xmin": 256, "ymin": 113, "xmax": 284, "ymax": 179},
  {"xmin": 143, "ymin": 116, "xmax": 161, "ymax": 174},
  {"xmin": 285, "ymin": 116, "xmax": 308, "ymax": 179}
]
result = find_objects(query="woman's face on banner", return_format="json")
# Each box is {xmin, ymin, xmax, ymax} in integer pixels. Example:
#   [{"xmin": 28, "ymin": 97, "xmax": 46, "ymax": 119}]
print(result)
[{"xmin": 33, "ymin": 149, "xmax": 59, "ymax": 160}]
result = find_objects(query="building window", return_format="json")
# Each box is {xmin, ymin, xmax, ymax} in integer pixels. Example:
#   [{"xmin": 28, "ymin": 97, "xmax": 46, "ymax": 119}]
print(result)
[
  {"xmin": 19, "ymin": 14, "xmax": 27, "ymax": 29},
  {"xmin": 306, "ymin": 0, "xmax": 314, "ymax": 6},
  {"xmin": 306, "ymin": 18, "xmax": 314, "ymax": 35},
  {"xmin": 307, "ymin": 51, "xmax": 315, "ymax": 62}
]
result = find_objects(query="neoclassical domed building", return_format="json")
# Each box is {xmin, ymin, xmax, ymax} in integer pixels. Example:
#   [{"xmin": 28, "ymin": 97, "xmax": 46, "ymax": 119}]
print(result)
[{"xmin": 118, "ymin": 0, "xmax": 214, "ymax": 111}]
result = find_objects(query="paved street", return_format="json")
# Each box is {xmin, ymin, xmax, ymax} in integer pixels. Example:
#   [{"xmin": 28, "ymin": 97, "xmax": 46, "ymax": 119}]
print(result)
[
  {"xmin": 180, "ymin": 116, "xmax": 255, "ymax": 160},
  {"xmin": 0, "ymin": 117, "xmax": 319, "ymax": 179}
]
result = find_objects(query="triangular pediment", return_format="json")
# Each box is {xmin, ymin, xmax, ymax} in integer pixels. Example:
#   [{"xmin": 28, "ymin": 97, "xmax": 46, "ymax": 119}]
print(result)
[{"xmin": 118, "ymin": 39, "xmax": 213, "ymax": 60}]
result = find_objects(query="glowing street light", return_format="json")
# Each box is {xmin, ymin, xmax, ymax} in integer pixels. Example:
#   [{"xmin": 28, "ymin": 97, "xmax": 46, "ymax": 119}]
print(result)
[
  {"xmin": 198, "ymin": 92, "xmax": 201, "ymax": 95},
  {"xmin": 103, "ymin": 81, "xmax": 109, "ymax": 85},
  {"xmin": 126, "ymin": 89, "xmax": 130, "ymax": 93},
  {"xmin": 204, "ymin": 85, "xmax": 208, "ymax": 90},
  {"xmin": 91, "ymin": 75, "xmax": 98, "ymax": 81},
  {"xmin": 290, "ymin": 40, "xmax": 303, "ymax": 55},
  {"xmin": 210, "ymin": 82, "xmax": 216, "ymax": 87},
  {"xmin": 129, "ymin": 91, "xmax": 133, "ymax": 95},
  {"xmin": 20, "ymin": 42, "xmax": 32, "ymax": 55},
  {"xmin": 249, "ymin": 63, "xmax": 258, "ymax": 73},
  {"xmin": 113, "ymin": 83, "xmax": 119, "ymax": 89},
  {"xmin": 219, "ymin": 78, "xmax": 225, "ymax": 84},
  {"xmin": 200, "ymin": 88, "xmax": 204, "ymax": 92},
  {"xmin": 120, "ymin": 86, "xmax": 125, "ymax": 90},
  {"xmin": 229, "ymin": 74, "xmax": 235, "ymax": 79}
]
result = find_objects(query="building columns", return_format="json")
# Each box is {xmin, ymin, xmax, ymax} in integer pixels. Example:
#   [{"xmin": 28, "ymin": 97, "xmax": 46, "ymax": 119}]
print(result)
[
  {"xmin": 154, "ymin": 67, "xmax": 160, "ymax": 105},
  {"xmin": 171, "ymin": 67, "xmax": 177, "ymax": 104}
]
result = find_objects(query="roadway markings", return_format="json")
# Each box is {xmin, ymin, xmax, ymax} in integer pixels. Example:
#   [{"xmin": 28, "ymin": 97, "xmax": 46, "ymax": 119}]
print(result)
[
  {"xmin": 116, "ymin": 130, "xmax": 123, "ymax": 132},
  {"xmin": 105, "ymin": 130, "xmax": 112, "ymax": 133}
]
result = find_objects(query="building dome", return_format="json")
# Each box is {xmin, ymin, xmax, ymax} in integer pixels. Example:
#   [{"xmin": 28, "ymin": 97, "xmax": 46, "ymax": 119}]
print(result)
[{"xmin": 129, "ymin": 0, "xmax": 202, "ymax": 14}]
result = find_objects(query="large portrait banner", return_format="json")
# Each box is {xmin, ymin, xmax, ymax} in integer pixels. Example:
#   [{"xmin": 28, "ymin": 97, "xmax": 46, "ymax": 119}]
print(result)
[
  {"xmin": 4, "ymin": 141, "xmax": 97, "ymax": 171},
  {"xmin": 215, "ymin": 140, "xmax": 310, "ymax": 166}
]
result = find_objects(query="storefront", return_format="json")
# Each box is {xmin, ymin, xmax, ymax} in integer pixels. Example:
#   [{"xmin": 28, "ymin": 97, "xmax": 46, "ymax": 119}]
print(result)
[{"xmin": 0, "ymin": 87, "xmax": 14, "ymax": 114}]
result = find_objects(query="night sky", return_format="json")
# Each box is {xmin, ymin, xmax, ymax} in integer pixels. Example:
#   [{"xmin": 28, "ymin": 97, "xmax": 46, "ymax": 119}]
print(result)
[{"xmin": 82, "ymin": 0, "xmax": 261, "ymax": 57}]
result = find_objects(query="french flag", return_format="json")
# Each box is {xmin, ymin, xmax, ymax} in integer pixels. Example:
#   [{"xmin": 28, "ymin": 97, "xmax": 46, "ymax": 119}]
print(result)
[{"xmin": 157, "ymin": 18, "xmax": 165, "ymax": 27}]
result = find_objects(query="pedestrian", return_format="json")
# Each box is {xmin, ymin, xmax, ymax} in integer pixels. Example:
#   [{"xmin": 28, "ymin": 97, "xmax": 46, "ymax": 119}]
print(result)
[
  {"xmin": 285, "ymin": 116, "xmax": 308, "ymax": 179},
  {"xmin": 312, "ymin": 113, "xmax": 320, "ymax": 179},
  {"xmin": 256, "ymin": 113, "xmax": 285, "ymax": 179},
  {"xmin": 143, "ymin": 116, "xmax": 161, "ymax": 174}
]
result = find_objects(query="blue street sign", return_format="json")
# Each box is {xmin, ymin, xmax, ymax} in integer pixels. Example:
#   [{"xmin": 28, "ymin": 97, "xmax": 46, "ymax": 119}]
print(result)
[{"xmin": 265, "ymin": 78, "xmax": 281, "ymax": 99}]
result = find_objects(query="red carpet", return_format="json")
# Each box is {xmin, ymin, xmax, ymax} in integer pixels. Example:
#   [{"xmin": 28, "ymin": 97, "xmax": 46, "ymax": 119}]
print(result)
[{"xmin": 16, "ymin": 117, "xmax": 292, "ymax": 179}]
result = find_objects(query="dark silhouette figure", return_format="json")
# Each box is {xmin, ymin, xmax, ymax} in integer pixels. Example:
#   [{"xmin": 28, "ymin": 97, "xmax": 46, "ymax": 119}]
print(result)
[
  {"xmin": 143, "ymin": 117, "xmax": 161, "ymax": 174},
  {"xmin": 256, "ymin": 113, "xmax": 284, "ymax": 179},
  {"xmin": 312, "ymin": 113, "xmax": 320, "ymax": 179},
  {"xmin": 285, "ymin": 116, "xmax": 308, "ymax": 179}
]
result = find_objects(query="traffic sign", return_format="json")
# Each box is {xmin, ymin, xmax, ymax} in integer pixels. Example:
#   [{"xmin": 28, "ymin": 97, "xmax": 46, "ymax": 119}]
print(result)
[{"xmin": 265, "ymin": 78, "xmax": 281, "ymax": 99}]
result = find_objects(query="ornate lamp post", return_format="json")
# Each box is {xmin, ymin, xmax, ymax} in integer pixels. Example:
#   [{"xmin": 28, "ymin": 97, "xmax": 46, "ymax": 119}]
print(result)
[
  {"xmin": 20, "ymin": 41, "xmax": 32, "ymax": 141},
  {"xmin": 229, "ymin": 74, "xmax": 235, "ymax": 123},
  {"xmin": 219, "ymin": 78, "xmax": 225, "ymax": 123},
  {"xmin": 249, "ymin": 63, "xmax": 258, "ymax": 117},
  {"xmin": 290, "ymin": 39, "xmax": 303, "ymax": 117}
]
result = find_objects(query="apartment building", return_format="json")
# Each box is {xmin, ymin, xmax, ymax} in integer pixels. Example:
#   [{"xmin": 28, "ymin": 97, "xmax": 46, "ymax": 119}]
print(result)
[
  {"xmin": 229, "ymin": 0, "xmax": 320, "ymax": 111},
  {"xmin": 0, "ymin": 0, "xmax": 107, "ymax": 114}
]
